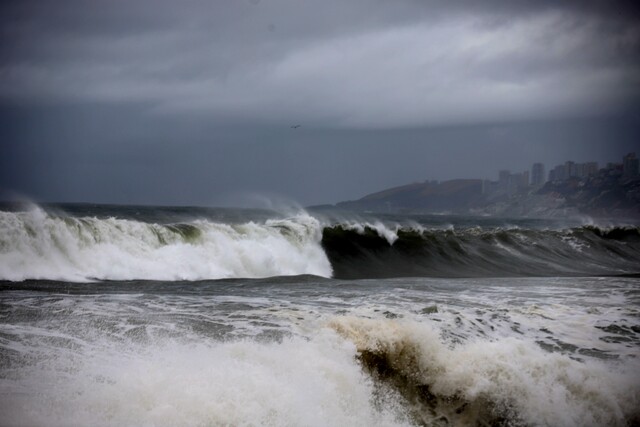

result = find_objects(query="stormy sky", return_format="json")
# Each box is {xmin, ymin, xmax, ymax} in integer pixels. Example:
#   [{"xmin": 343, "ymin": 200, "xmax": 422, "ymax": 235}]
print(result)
[{"xmin": 1, "ymin": 0, "xmax": 639, "ymax": 206}]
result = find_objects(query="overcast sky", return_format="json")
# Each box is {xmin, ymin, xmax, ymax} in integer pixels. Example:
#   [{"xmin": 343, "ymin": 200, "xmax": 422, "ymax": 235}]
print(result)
[{"xmin": 1, "ymin": 0, "xmax": 639, "ymax": 206}]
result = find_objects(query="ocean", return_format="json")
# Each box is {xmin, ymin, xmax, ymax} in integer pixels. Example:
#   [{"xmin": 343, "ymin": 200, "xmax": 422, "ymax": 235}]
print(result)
[{"xmin": 0, "ymin": 203, "xmax": 639, "ymax": 426}]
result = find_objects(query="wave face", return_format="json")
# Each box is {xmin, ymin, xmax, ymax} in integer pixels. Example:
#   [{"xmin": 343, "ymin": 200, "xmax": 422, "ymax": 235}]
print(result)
[
  {"xmin": 1, "ymin": 205, "xmax": 639, "ymax": 281},
  {"xmin": 321, "ymin": 224, "xmax": 640, "ymax": 278},
  {"xmin": 0, "ymin": 207, "xmax": 332, "ymax": 281}
]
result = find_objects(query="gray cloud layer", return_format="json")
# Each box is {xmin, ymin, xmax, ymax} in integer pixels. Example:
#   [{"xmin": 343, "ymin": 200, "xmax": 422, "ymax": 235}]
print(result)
[
  {"xmin": 1, "ymin": 1, "xmax": 639, "ymax": 205},
  {"xmin": 2, "ymin": 0, "xmax": 639, "ymax": 128}
]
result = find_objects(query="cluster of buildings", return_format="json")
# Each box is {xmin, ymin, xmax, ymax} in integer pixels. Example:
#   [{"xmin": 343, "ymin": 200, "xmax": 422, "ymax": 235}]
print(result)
[
  {"xmin": 482, "ymin": 170, "xmax": 530, "ymax": 196},
  {"xmin": 547, "ymin": 152, "xmax": 639, "ymax": 183},
  {"xmin": 548, "ymin": 161, "xmax": 598, "ymax": 182},
  {"xmin": 482, "ymin": 153, "xmax": 638, "ymax": 197}
]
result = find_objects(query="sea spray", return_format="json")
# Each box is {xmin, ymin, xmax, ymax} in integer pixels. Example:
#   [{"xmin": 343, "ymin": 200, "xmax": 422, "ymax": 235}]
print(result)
[
  {"xmin": 0, "ymin": 331, "xmax": 412, "ymax": 427},
  {"xmin": 1, "ymin": 269, "xmax": 638, "ymax": 426},
  {"xmin": 0, "ymin": 207, "xmax": 332, "ymax": 281},
  {"xmin": 329, "ymin": 316, "xmax": 640, "ymax": 427},
  {"xmin": 2, "ymin": 204, "xmax": 640, "ymax": 281}
]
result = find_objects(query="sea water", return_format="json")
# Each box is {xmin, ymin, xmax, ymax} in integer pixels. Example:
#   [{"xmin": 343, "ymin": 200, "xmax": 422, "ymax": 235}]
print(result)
[{"xmin": 0, "ymin": 203, "xmax": 638, "ymax": 426}]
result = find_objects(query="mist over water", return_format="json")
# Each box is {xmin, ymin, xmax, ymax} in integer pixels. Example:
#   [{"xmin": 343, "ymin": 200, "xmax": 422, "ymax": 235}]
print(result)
[{"xmin": 1, "ymin": 204, "xmax": 639, "ymax": 426}]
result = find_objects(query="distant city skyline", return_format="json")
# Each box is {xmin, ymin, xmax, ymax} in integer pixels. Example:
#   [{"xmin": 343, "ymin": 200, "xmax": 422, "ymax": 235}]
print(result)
[
  {"xmin": 1, "ymin": 1, "xmax": 639, "ymax": 207},
  {"xmin": 453, "ymin": 151, "xmax": 637, "ymax": 189},
  {"xmin": 2, "ymin": 121, "xmax": 637, "ymax": 206}
]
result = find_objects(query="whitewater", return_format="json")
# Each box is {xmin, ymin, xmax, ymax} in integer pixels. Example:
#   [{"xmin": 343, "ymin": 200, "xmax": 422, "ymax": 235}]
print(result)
[
  {"xmin": 0, "ymin": 206, "xmax": 331, "ymax": 281},
  {"xmin": 1, "ymin": 203, "xmax": 639, "ymax": 426}
]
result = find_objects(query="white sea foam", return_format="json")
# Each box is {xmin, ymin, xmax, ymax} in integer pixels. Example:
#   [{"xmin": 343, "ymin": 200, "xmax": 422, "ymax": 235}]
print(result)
[
  {"xmin": 330, "ymin": 316, "xmax": 640, "ymax": 427},
  {"xmin": 0, "ymin": 207, "xmax": 332, "ymax": 281},
  {"xmin": 0, "ymin": 331, "xmax": 411, "ymax": 427},
  {"xmin": 4, "ymin": 316, "xmax": 634, "ymax": 427},
  {"xmin": 561, "ymin": 235, "xmax": 588, "ymax": 252},
  {"xmin": 1, "ymin": 276, "xmax": 639, "ymax": 426},
  {"xmin": 344, "ymin": 221, "xmax": 399, "ymax": 244}
]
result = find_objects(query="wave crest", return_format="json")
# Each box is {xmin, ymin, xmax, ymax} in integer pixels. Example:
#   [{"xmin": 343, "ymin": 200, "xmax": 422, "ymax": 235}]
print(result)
[
  {"xmin": 0, "ymin": 207, "xmax": 332, "ymax": 282},
  {"xmin": 321, "ymin": 225, "xmax": 640, "ymax": 278},
  {"xmin": 2, "ymin": 205, "xmax": 639, "ymax": 281},
  {"xmin": 329, "ymin": 316, "xmax": 640, "ymax": 427}
]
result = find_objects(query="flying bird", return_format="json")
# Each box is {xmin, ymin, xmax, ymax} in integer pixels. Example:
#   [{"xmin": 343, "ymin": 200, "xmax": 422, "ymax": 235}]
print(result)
[{"xmin": 290, "ymin": 125, "xmax": 301, "ymax": 129}]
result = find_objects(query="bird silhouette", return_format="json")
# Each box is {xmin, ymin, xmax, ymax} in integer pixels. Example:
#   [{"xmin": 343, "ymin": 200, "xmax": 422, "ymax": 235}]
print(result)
[{"xmin": 290, "ymin": 125, "xmax": 301, "ymax": 129}]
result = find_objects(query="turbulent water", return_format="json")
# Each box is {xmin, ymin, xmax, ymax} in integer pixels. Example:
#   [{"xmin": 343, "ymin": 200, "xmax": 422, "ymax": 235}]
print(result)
[{"xmin": 1, "ymin": 203, "xmax": 639, "ymax": 426}]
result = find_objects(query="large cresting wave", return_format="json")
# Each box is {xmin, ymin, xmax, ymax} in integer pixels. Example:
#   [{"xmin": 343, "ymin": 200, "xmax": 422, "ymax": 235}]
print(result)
[
  {"xmin": 321, "ymin": 223, "xmax": 640, "ymax": 278},
  {"xmin": 1, "ymin": 206, "xmax": 639, "ymax": 281},
  {"xmin": 0, "ymin": 207, "xmax": 332, "ymax": 282}
]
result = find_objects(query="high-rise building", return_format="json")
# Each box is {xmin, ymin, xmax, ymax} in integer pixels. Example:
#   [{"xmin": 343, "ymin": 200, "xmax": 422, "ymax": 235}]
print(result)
[
  {"xmin": 531, "ymin": 163, "xmax": 545, "ymax": 186},
  {"xmin": 499, "ymin": 170, "xmax": 510, "ymax": 191},
  {"xmin": 582, "ymin": 162, "xmax": 598, "ymax": 177},
  {"xmin": 564, "ymin": 161, "xmax": 576, "ymax": 178},
  {"xmin": 503, "ymin": 171, "xmax": 529, "ymax": 195},
  {"xmin": 550, "ymin": 164, "xmax": 565, "ymax": 181},
  {"xmin": 547, "ymin": 160, "xmax": 598, "ymax": 181},
  {"xmin": 623, "ymin": 153, "xmax": 639, "ymax": 176}
]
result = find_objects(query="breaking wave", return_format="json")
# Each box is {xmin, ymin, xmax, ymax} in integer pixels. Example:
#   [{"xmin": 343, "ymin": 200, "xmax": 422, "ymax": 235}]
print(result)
[
  {"xmin": 329, "ymin": 316, "xmax": 640, "ymax": 427},
  {"xmin": 1, "ymin": 205, "xmax": 639, "ymax": 281},
  {"xmin": 0, "ymin": 207, "xmax": 332, "ymax": 281},
  {"xmin": 321, "ymin": 224, "xmax": 640, "ymax": 278},
  {"xmin": 0, "ymin": 329, "xmax": 417, "ymax": 427}
]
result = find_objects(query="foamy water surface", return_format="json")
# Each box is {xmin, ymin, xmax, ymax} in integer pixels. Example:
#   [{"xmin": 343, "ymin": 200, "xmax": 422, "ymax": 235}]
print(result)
[
  {"xmin": 1, "ymin": 276, "xmax": 639, "ymax": 427},
  {"xmin": 1, "ymin": 204, "xmax": 639, "ymax": 426}
]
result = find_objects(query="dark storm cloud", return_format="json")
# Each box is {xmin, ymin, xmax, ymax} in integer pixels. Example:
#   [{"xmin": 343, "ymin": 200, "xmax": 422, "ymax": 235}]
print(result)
[
  {"xmin": 1, "ymin": 0, "xmax": 639, "ymax": 206},
  {"xmin": 1, "ymin": 0, "xmax": 639, "ymax": 127}
]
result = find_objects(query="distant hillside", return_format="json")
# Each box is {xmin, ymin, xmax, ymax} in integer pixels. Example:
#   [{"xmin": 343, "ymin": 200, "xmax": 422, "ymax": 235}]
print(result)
[
  {"xmin": 337, "ymin": 179, "xmax": 485, "ymax": 212},
  {"xmin": 332, "ymin": 172, "xmax": 640, "ymax": 219}
]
